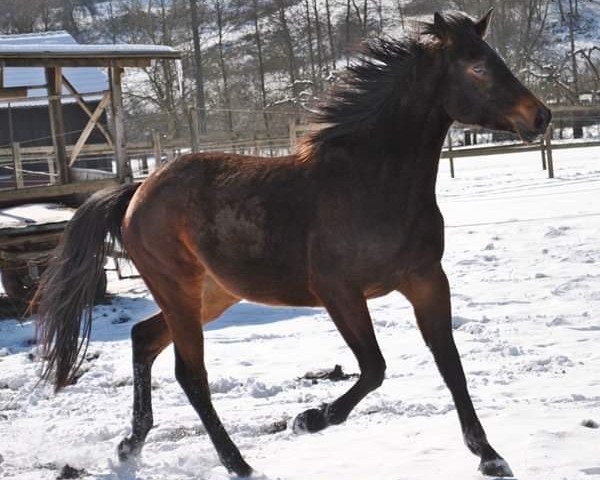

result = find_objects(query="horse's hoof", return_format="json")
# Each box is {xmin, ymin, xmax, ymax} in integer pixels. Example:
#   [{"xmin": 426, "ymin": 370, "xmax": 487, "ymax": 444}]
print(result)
[
  {"xmin": 292, "ymin": 406, "xmax": 328, "ymax": 433},
  {"xmin": 479, "ymin": 458, "xmax": 514, "ymax": 477},
  {"xmin": 117, "ymin": 437, "xmax": 142, "ymax": 462}
]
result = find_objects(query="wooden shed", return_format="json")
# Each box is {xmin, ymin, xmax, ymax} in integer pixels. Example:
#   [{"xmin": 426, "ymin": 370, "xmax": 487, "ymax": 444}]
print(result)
[{"xmin": 0, "ymin": 36, "xmax": 180, "ymax": 207}]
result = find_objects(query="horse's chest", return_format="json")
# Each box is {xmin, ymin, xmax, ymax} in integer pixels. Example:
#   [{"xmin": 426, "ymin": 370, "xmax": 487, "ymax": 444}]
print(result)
[{"xmin": 339, "ymin": 211, "xmax": 445, "ymax": 290}]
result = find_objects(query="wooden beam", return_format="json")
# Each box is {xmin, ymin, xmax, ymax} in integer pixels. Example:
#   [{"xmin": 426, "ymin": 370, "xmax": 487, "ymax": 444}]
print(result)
[
  {"xmin": 45, "ymin": 67, "xmax": 70, "ymax": 184},
  {"xmin": 110, "ymin": 66, "xmax": 130, "ymax": 182},
  {"xmin": 0, "ymin": 178, "xmax": 119, "ymax": 208},
  {"xmin": 62, "ymin": 75, "xmax": 113, "ymax": 146},
  {"xmin": 0, "ymin": 87, "xmax": 28, "ymax": 99},
  {"xmin": 1, "ymin": 58, "xmax": 152, "ymax": 68},
  {"xmin": 69, "ymin": 92, "xmax": 112, "ymax": 166}
]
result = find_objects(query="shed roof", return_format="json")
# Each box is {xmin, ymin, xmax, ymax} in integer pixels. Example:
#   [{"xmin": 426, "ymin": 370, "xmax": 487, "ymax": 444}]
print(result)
[
  {"xmin": 0, "ymin": 31, "xmax": 179, "ymax": 108},
  {"xmin": 0, "ymin": 30, "xmax": 180, "ymax": 67},
  {"xmin": 0, "ymin": 31, "xmax": 108, "ymax": 107}
]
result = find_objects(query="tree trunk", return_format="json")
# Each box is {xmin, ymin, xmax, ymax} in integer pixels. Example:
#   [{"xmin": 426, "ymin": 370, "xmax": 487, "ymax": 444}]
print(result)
[
  {"xmin": 215, "ymin": 0, "xmax": 233, "ymax": 133},
  {"xmin": 345, "ymin": 0, "xmax": 351, "ymax": 66},
  {"xmin": 325, "ymin": 0, "xmax": 336, "ymax": 71},
  {"xmin": 312, "ymin": 0, "xmax": 324, "ymax": 81},
  {"xmin": 159, "ymin": 0, "xmax": 178, "ymax": 138},
  {"xmin": 276, "ymin": 0, "xmax": 298, "ymax": 99},
  {"xmin": 397, "ymin": 0, "xmax": 405, "ymax": 29},
  {"xmin": 557, "ymin": 0, "xmax": 565, "ymax": 23},
  {"xmin": 567, "ymin": 0, "xmax": 579, "ymax": 101},
  {"xmin": 189, "ymin": 0, "xmax": 207, "ymax": 134},
  {"xmin": 304, "ymin": 0, "xmax": 316, "ymax": 88},
  {"xmin": 252, "ymin": 0, "xmax": 270, "ymax": 135}
]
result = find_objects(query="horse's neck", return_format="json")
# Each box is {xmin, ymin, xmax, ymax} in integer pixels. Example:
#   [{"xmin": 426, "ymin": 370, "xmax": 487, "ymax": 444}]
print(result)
[
  {"xmin": 385, "ymin": 103, "xmax": 451, "ymax": 195},
  {"xmin": 348, "ymin": 91, "xmax": 451, "ymax": 201}
]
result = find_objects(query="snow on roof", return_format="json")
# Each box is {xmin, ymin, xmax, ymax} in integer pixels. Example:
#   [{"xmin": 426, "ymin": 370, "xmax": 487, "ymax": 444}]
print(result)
[
  {"xmin": 0, "ymin": 31, "xmax": 179, "ymax": 109},
  {"xmin": 0, "ymin": 30, "xmax": 179, "ymax": 60},
  {"xmin": 0, "ymin": 31, "xmax": 107, "ymax": 108}
]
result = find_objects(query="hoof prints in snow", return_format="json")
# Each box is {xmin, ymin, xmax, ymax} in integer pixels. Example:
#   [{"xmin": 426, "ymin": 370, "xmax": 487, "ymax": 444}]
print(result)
[{"xmin": 581, "ymin": 419, "xmax": 599, "ymax": 429}]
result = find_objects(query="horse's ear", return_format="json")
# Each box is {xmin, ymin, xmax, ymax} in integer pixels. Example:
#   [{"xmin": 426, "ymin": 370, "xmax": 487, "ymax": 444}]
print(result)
[
  {"xmin": 475, "ymin": 7, "xmax": 494, "ymax": 38},
  {"xmin": 432, "ymin": 12, "xmax": 451, "ymax": 44}
]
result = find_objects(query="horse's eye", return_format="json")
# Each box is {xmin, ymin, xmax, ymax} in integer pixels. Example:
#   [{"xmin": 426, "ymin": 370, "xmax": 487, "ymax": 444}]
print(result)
[{"xmin": 471, "ymin": 63, "xmax": 486, "ymax": 77}]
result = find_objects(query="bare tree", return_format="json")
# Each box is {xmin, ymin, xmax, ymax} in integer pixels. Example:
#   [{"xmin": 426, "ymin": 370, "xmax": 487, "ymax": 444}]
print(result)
[
  {"xmin": 304, "ymin": 0, "xmax": 317, "ymax": 87},
  {"xmin": 215, "ymin": 0, "xmax": 233, "ymax": 132},
  {"xmin": 325, "ymin": 0, "xmax": 336, "ymax": 71},
  {"xmin": 275, "ymin": 0, "xmax": 299, "ymax": 98},
  {"xmin": 312, "ymin": 0, "xmax": 325, "ymax": 80},
  {"xmin": 567, "ymin": 0, "xmax": 579, "ymax": 98},
  {"xmin": 189, "ymin": 0, "xmax": 207, "ymax": 134}
]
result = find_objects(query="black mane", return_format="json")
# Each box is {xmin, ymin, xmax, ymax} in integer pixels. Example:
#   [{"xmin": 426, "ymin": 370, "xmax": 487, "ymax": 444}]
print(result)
[{"xmin": 299, "ymin": 12, "xmax": 480, "ymax": 159}]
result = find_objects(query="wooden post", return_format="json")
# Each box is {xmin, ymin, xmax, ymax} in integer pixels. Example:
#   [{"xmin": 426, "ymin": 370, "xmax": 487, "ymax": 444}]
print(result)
[
  {"xmin": 47, "ymin": 157, "xmax": 56, "ymax": 185},
  {"xmin": 540, "ymin": 137, "xmax": 547, "ymax": 170},
  {"xmin": 45, "ymin": 67, "xmax": 70, "ymax": 184},
  {"xmin": 141, "ymin": 155, "xmax": 149, "ymax": 175},
  {"xmin": 289, "ymin": 121, "xmax": 297, "ymax": 150},
  {"xmin": 166, "ymin": 148, "xmax": 175, "ymax": 163},
  {"xmin": 110, "ymin": 66, "xmax": 130, "ymax": 182},
  {"xmin": 62, "ymin": 75, "xmax": 113, "ymax": 146},
  {"xmin": 447, "ymin": 132, "xmax": 455, "ymax": 179},
  {"xmin": 69, "ymin": 91, "xmax": 112, "ymax": 166},
  {"xmin": 12, "ymin": 142, "xmax": 24, "ymax": 189},
  {"xmin": 545, "ymin": 123, "xmax": 554, "ymax": 179},
  {"xmin": 189, "ymin": 106, "xmax": 200, "ymax": 153},
  {"xmin": 152, "ymin": 131, "xmax": 162, "ymax": 166}
]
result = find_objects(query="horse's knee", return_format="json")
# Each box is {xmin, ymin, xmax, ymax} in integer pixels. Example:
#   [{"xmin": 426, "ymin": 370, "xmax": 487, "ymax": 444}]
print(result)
[{"xmin": 131, "ymin": 315, "xmax": 170, "ymax": 365}]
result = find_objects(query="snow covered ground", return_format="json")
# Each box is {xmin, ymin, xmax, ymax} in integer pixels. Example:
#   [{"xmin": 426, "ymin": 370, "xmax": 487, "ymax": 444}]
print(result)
[{"xmin": 0, "ymin": 146, "xmax": 599, "ymax": 480}]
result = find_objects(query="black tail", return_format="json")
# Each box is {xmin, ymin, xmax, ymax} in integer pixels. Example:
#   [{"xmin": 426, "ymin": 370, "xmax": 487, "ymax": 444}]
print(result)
[{"xmin": 33, "ymin": 182, "xmax": 140, "ymax": 391}]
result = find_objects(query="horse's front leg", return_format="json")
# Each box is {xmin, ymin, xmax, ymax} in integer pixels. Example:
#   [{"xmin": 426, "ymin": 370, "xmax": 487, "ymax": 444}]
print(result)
[
  {"xmin": 293, "ymin": 277, "xmax": 386, "ymax": 432},
  {"xmin": 400, "ymin": 265, "xmax": 513, "ymax": 477}
]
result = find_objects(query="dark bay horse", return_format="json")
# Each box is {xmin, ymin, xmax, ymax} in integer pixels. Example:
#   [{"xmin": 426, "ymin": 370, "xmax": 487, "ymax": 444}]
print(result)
[{"xmin": 35, "ymin": 10, "xmax": 550, "ymax": 478}]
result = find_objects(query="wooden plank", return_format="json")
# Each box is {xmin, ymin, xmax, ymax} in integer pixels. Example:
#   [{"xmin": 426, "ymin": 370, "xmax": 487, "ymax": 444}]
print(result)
[
  {"xmin": 47, "ymin": 157, "xmax": 57, "ymax": 185},
  {"xmin": 12, "ymin": 143, "xmax": 24, "ymax": 189},
  {"xmin": 110, "ymin": 66, "xmax": 130, "ymax": 182},
  {"xmin": 189, "ymin": 106, "xmax": 200, "ymax": 153},
  {"xmin": 0, "ymin": 87, "xmax": 28, "ymax": 99},
  {"xmin": 69, "ymin": 92, "xmax": 112, "ymax": 166},
  {"xmin": 540, "ymin": 137, "xmax": 547, "ymax": 170},
  {"xmin": 62, "ymin": 75, "xmax": 113, "ymax": 146},
  {"xmin": 45, "ymin": 67, "xmax": 70, "ymax": 184},
  {"xmin": 152, "ymin": 131, "xmax": 162, "ymax": 166},
  {"xmin": 546, "ymin": 124, "xmax": 555, "ymax": 179},
  {"xmin": 0, "ymin": 178, "xmax": 119, "ymax": 208}
]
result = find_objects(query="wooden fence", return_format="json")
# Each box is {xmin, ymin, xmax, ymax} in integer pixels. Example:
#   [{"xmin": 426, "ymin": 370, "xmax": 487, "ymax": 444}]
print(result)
[
  {"xmin": 290, "ymin": 122, "xmax": 600, "ymax": 179},
  {"xmin": 1, "ymin": 122, "xmax": 599, "ymax": 206}
]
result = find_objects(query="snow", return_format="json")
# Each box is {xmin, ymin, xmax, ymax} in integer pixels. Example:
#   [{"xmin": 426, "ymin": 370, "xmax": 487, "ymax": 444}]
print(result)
[
  {"xmin": 0, "ymin": 43, "xmax": 178, "ymax": 56},
  {"xmin": 0, "ymin": 203, "xmax": 74, "ymax": 231},
  {"xmin": 1, "ymin": 146, "xmax": 600, "ymax": 479}
]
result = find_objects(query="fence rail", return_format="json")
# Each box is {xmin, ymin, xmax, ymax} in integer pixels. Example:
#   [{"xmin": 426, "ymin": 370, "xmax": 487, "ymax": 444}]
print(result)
[{"xmin": 0, "ymin": 121, "xmax": 599, "ymax": 205}]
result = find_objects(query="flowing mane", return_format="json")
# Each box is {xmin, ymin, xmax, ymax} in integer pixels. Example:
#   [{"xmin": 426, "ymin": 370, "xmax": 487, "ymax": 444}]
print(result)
[{"xmin": 298, "ymin": 12, "xmax": 484, "ymax": 161}]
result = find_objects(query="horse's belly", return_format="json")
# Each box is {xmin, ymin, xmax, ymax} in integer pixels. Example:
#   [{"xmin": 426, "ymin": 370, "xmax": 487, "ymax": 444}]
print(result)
[{"xmin": 206, "ymin": 263, "xmax": 320, "ymax": 307}]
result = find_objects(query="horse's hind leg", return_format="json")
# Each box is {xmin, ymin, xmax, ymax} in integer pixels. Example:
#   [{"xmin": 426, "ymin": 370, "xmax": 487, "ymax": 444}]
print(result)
[
  {"xmin": 294, "ymin": 280, "xmax": 386, "ymax": 432},
  {"xmin": 143, "ymin": 270, "xmax": 251, "ymax": 477},
  {"xmin": 401, "ymin": 265, "xmax": 513, "ymax": 477},
  {"xmin": 118, "ymin": 312, "xmax": 171, "ymax": 461},
  {"xmin": 118, "ymin": 276, "xmax": 238, "ymax": 464}
]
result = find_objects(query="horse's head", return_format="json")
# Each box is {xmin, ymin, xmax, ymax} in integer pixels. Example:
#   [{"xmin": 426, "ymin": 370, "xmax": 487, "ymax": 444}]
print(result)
[{"xmin": 428, "ymin": 10, "xmax": 551, "ymax": 142}]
